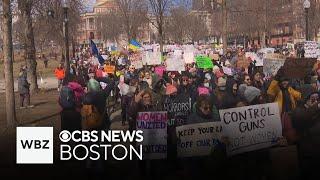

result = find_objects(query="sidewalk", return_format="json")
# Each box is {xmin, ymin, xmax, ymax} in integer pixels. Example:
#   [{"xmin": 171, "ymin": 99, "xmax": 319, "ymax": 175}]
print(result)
[{"xmin": 0, "ymin": 77, "xmax": 58, "ymax": 93}]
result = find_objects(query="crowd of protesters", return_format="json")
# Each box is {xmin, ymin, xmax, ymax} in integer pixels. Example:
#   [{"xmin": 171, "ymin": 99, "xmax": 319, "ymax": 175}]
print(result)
[{"xmin": 43, "ymin": 44, "xmax": 320, "ymax": 179}]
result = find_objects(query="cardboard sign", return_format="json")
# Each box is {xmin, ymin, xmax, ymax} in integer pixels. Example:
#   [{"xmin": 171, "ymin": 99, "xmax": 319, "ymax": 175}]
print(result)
[
  {"xmin": 283, "ymin": 58, "xmax": 317, "ymax": 79},
  {"xmin": 304, "ymin": 41, "xmax": 319, "ymax": 58},
  {"xmin": 104, "ymin": 65, "xmax": 115, "ymax": 74},
  {"xmin": 164, "ymin": 95, "xmax": 192, "ymax": 127},
  {"xmin": 219, "ymin": 103, "xmax": 282, "ymax": 156},
  {"xmin": 136, "ymin": 111, "xmax": 168, "ymax": 159},
  {"xmin": 196, "ymin": 56, "xmax": 213, "ymax": 69},
  {"xmin": 176, "ymin": 122, "xmax": 223, "ymax": 157}
]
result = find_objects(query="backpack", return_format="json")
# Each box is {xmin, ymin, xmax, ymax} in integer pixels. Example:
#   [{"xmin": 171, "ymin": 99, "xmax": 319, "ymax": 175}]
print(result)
[
  {"xmin": 59, "ymin": 86, "xmax": 76, "ymax": 109},
  {"xmin": 81, "ymin": 104, "xmax": 104, "ymax": 130}
]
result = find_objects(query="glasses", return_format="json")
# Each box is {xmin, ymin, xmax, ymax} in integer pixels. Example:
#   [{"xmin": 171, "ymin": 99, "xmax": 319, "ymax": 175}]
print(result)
[{"xmin": 245, "ymin": 79, "xmax": 251, "ymax": 81}]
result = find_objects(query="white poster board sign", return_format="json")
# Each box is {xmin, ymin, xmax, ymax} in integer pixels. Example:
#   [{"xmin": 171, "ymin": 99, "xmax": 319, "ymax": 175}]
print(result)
[
  {"xmin": 183, "ymin": 52, "xmax": 195, "ymax": 64},
  {"xmin": 142, "ymin": 51, "xmax": 161, "ymax": 65},
  {"xmin": 176, "ymin": 122, "xmax": 223, "ymax": 157},
  {"xmin": 166, "ymin": 56, "xmax": 185, "ymax": 71},
  {"xmin": 219, "ymin": 103, "xmax": 282, "ymax": 156},
  {"xmin": 136, "ymin": 111, "xmax": 167, "ymax": 159},
  {"xmin": 304, "ymin": 41, "xmax": 319, "ymax": 58}
]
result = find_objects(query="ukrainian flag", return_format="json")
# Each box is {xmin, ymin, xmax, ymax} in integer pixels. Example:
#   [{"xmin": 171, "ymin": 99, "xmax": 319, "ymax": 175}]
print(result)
[{"xmin": 128, "ymin": 39, "xmax": 142, "ymax": 51}]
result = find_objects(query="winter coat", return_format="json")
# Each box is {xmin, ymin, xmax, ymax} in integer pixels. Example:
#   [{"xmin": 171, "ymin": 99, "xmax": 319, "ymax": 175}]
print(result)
[
  {"xmin": 186, "ymin": 104, "xmax": 220, "ymax": 125},
  {"xmin": 292, "ymin": 103, "xmax": 320, "ymax": 158},
  {"xmin": 267, "ymin": 80, "xmax": 301, "ymax": 113},
  {"xmin": 18, "ymin": 72, "xmax": 29, "ymax": 94}
]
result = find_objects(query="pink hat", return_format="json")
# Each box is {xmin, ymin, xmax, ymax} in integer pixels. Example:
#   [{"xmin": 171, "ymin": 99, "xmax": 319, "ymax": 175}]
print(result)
[
  {"xmin": 166, "ymin": 85, "xmax": 177, "ymax": 95},
  {"xmin": 198, "ymin": 87, "xmax": 210, "ymax": 96}
]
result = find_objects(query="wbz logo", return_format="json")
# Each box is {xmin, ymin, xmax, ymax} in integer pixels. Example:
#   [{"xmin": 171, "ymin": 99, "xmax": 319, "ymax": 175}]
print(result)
[{"xmin": 16, "ymin": 127, "xmax": 53, "ymax": 164}]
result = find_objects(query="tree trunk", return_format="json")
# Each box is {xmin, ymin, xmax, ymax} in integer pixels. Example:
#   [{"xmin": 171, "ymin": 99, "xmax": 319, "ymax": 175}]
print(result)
[
  {"xmin": 20, "ymin": 0, "xmax": 38, "ymax": 93},
  {"xmin": 2, "ymin": 0, "xmax": 17, "ymax": 127},
  {"xmin": 222, "ymin": 0, "xmax": 227, "ymax": 55}
]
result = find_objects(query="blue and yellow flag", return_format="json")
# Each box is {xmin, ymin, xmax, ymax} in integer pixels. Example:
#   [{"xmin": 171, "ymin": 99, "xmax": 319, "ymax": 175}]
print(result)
[{"xmin": 128, "ymin": 39, "xmax": 142, "ymax": 51}]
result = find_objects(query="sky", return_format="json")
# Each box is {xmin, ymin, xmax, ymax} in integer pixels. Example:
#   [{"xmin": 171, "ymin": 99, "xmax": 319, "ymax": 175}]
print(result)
[{"xmin": 84, "ymin": 0, "xmax": 96, "ymax": 12}]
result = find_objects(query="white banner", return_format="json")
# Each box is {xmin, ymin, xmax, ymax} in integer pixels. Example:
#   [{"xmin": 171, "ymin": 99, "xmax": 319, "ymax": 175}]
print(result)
[
  {"xmin": 166, "ymin": 56, "xmax": 185, "ymax": 71},
  {"xmin": 219, "ymin": 103, "xmax": 282, "ymax": 156}
]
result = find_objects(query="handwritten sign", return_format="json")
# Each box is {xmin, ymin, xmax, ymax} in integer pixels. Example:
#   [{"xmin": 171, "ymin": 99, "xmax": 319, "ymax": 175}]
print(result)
[
  {"xmin": 142, "ymin": 51, "xmax": 162, "ymax": 65},
  {"xmin": 263, "ymin": 55, "xmax": 286, "ymax": 77},
  {"xmin": 130, "ymin": 52, "xmax": 143, "ymax": 69},
  {"xmin": 183, "ymin": 52, "xmax": 195, "ymax": 64},
  {"xmin": 245, "ymin": 52, "xmax": 263, "ymax": 66},
  {"xmin": 176, "ymin": 122, "xmax": 222, "ymax": 157},
  {"xmin": 219, "ymin": 103, "xmax": 282, "ymax": 156},
  {"xmin": 164, "ymin": 95, "xmax": 192, "ymax": 127},
  {"xmin": 104, "ymin": 65, "xmax": 115, "ymax": 74},
  {"xmin": 196, "ymin": 56, "xmax": 213, "ymax": 69},
  {"xmin": 304, "ymin": 41, "xmax": 319, "ymax": 58},
  {"xmin": 166, "ymin": 56, "xmax": 185, "ymax": 71},
  {"xmin": 136, "ymin": 111, "xmax": 167, "ymax": 159}
]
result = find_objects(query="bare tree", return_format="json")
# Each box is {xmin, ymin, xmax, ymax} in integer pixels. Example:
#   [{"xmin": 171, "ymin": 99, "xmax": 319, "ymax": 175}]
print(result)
[
  {"xmin": 18, "ymin": 0, "xmax": 38, "ymax": 93},
  {"xmin": 148, "ymin": 0, "xmax": 171, "ymax": 53},
  {"xmin": 2, "ymin": 0, "xmax": 17, "ymax": 127},
  {"xmin": 96, "ymin": 11, "xmax": 123, "ymax": 44},
  {"xmin": 166, "ymin": 6, "xmax": 188, "ymax": 43},
  {"xmin": 186, "ymin": 14, "xmax": 209, "ymax": 42},
  {"xmin": 115, "ymin": 0, "xmax": 148, "ymax": 43}
]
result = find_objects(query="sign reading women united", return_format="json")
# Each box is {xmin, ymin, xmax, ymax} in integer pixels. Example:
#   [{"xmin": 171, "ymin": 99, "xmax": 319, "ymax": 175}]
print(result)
[
  {"xmin": 219, "ymin": 103, "xmax": 282, "ymax": 156},
  {"xmin": 136, "ymin": 111, "xmax": 167, "ymax": 159},
  {"xmin": 176, "ymin": 122, "xmax": 222, "ymax": 157}
]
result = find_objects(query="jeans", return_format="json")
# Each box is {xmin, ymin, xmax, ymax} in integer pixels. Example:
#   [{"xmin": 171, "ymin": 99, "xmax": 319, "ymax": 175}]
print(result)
[{"xmin": 20, "ymin": 93, "xmax": 30, "ymax": 107}]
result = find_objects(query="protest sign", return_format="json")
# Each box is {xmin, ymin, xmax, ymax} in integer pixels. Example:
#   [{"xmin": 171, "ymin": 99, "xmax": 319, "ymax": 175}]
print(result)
[
  {"xmin": 245, "ymin": 52, "xmax": 263, "ymax": 66},
  {"xmin": 283, "ymin": 58, "xmax": 317, "ymax": 79},
  {"xmin": 219, "ymin": 103, "xmax": 282, "ymax": 156},
  {"xmin": 104, "ymin": 65, "xmax": 115, "ymax": 74},
  {"xmin": 183, "ymin": 52, "xmax": 195, "ymax": 63},
  {"xmin": 196, "ymin": 56, "xmax": 213, "ymax": 69},
  {"xmin": 164, "ymin": 95, "xmax": 192, "ymax": 127},
  {"xmin": 142, "ymin": 51, "xmax": 162, "ymax": 65},
  {"xmin": 263, "ymin": 54, "xmax": 286, "ymax": 77},
  {"xmin": 176, "ymin": 122, "xmax": 223, "ymax": 157},
  {"xmin": 136, "ymin": 111, "xmax": 167, "ymax": 159},
  {"xmin": 304, "ymin": 41, "xmax": 319, "ymax": 58},
  {"xmin": 166, "ymin": 56, "xmax": 185, "ymax": 71},
  {"xmin": 130, "ymin": 52, "xmax": 143, "ymax": 69}
]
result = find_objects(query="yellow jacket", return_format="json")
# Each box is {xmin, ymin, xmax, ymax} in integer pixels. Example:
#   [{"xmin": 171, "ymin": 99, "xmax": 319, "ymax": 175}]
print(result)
[{"xmin": 267, "ymin": 80, "xmax": 301, "ymax": 113}]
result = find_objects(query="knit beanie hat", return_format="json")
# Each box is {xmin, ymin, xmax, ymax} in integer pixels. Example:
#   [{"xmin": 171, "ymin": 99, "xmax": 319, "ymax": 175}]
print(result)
[
  {"xmin": 238, "ymin": 84, "xmax": 248, "ymax": 97},
  {"xmin": 166, "ymin": 85, "xmax": 177, "ymax": 95},
  {"xmin": 87, "ymin": 79, "xmax": 101, "ymax": 92},
  {"xmin": 244, "ymin": 86, "xmax": 261, "ymax": 103}
]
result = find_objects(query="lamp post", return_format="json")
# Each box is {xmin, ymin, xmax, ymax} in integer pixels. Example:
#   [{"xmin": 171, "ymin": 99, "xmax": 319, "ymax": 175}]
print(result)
[
  {"xmin": 62, "ymin": 0, "xmax": 70, "ymax": 78},
  {"xmin": 303, "ymin": 0, "xmax": 310, "ymax": 41}
]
